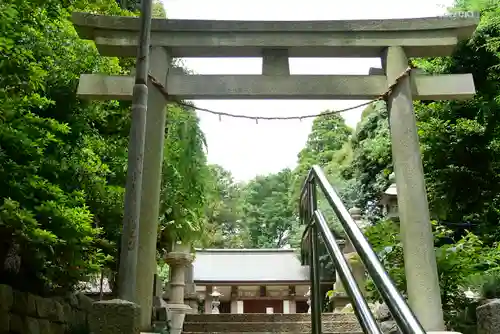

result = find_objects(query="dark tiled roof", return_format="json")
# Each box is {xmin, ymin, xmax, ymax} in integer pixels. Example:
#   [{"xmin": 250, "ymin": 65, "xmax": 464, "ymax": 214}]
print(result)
[{"xmin": 193, "ymin": 249, "xmax": 309, "ymax": 283}]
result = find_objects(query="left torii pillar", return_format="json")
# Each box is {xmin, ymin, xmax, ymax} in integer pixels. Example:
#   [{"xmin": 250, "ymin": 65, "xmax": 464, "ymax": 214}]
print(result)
[{"xmin": 81, "ymin": 46, "xmax": 170, "ymax": 330}]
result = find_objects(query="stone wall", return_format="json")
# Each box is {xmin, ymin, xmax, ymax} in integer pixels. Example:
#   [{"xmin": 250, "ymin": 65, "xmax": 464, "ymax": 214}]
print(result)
[{"xmin": 0, "ymin": 284, "xmax": 93, "ymax": 334}]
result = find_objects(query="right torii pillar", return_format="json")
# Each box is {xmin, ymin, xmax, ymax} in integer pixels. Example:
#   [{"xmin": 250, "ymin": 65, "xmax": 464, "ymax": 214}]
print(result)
[{"xmin": 382, "ymin": 44, "xmax": 473, "ymax": 330}]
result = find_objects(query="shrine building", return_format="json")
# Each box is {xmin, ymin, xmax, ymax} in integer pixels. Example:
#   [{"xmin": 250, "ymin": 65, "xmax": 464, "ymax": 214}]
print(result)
[{"xmin": 192, "ymin": 248, "xmax": 332, "ymax": 314}]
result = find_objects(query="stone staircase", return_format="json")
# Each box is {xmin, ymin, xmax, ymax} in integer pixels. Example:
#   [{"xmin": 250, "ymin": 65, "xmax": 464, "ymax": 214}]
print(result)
[{"xmin": 183, "ymin": 313, "xmax": 363, "ymax": 334}]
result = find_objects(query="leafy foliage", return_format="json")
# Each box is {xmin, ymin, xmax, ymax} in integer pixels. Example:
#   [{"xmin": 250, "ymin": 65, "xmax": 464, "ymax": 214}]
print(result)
[
  {"xmin": 0, "ymin": 0, "xmax": 129, "ymax": 294},
  {"xmin": 0, "ymin": 0, "xmax": 210, "ymax": 295},
  {"xmin": 365, "ymin": 220, "xmax": 500, "ymax": 332},
  {"xmin": 343, "ymin": 101, "xmax": 392, "ymax": 220},
  {"xmin": 158, "ymin": 104, "xmax": 209, "ymax": 249},
  {"xmin": 241, "ymin": 169, "xmax": 296, "ymax": 248},
  {"xmin": 202, "ymin": 165, "xmax": 248, "ymax": 248}
]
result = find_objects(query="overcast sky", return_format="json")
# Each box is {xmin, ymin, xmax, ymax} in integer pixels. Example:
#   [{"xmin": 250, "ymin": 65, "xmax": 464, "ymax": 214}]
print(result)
[{"xmin": 160, "ymin": 0, "xmax": 453, "ymax": 181}]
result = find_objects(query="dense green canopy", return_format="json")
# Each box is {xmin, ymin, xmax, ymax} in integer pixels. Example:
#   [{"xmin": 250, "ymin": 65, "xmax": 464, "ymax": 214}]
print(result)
[{"xmin": 0, "ymin": 0, "xmax": 207, "ymax": 295}]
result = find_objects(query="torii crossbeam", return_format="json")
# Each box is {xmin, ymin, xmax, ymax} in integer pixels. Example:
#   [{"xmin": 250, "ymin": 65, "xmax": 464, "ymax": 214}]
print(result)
[{"xmin": 71, "ymin": 12, "xmax": 478, "ymax": 332}]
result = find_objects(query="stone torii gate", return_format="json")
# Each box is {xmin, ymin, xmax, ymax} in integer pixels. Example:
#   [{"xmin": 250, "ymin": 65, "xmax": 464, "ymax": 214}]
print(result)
[{"xmin": 72, "ymin": 12, "xmax": 477, "ymax": 332}]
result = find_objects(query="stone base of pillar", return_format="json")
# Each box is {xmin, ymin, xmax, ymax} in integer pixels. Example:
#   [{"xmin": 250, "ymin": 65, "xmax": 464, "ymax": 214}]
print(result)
[
  {"xmin": 89, "ymin": 299, "xmax": 141, "ymax": 334},
  {"xmin": 167, "ymin": 303, "xmax": 192, "ymax": 334},
  {"xmin": 332, "ymin": 293, "xmax": 351, "ymax": 313}
]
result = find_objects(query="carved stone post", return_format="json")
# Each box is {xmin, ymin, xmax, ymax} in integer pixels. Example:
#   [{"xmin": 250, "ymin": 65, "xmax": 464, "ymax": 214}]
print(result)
[
  {"xmin": 89, "ymin": 300, "xmax": 141, "ymax": 334},
  {"xmin": 164, "ymin": 243, "xmax": 193, "ymax": 334}
]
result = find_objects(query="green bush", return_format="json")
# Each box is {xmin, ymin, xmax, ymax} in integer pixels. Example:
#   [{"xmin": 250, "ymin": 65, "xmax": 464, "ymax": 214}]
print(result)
[{"xmin": 364, "ymin": 220, "xmax": 500, "ymax": 333}]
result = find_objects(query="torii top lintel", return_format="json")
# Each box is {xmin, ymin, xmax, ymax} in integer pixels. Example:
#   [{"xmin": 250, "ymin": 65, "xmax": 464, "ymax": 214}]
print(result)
[{"xmin": 72, "ymin": 12, "xmax": 478, "ymax": 58}]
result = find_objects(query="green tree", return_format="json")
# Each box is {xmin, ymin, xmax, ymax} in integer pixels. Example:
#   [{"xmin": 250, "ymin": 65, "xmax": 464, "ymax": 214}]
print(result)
[
  {"xmin": 292, "ymin": 112, "xmax": 353, "ymax": 198},
  {"xmin": 344, "ymin": 0, "xmax": 500, "ymax": 236},
  {"xmin": 157, "ymin": 104, "xmax": 210, "ymax": 251},
  {"xmin": 0, "ymin": 0, "xmax": 130, "ymax": 294},
  {"xmin": 0, "ymin": 0, "xmax": 212, "ymax": 295},
  {"xmin": 414, "ymin": 0, "xmax": 500, "ymax": 240},
  {"xmin": 202, "ymin": 164, "xmax": 249, "ymax": 248},
  {"xmin": 343, "ymin": 100, "xmax": 392, "ymax": 219},
  {"xmin": 241, "ymin": 169, "xmax": 296, "ymax": 248}
]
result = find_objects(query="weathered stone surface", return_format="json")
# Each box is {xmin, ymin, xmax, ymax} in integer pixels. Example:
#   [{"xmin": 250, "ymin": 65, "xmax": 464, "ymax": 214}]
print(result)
[
  {"xmin": 374, "ymin": 302, "xmax": 404, "ymax": 334},
  {"xmin": 0, "ymin": 286, "xmax": 91, "ymax": 333},
  {"xmin": 477, "ymin": 299, "xmax": 500, "ymax": 334},
  {"xmin": 35, "ymin": 296, "xmax": 53, "ymax": 319},
  {"xmin": 89, "ymin": 299, "xmax": 141, "ymax": 334},
  {"xmin": 380, "ymin": 319, "xmax": 401, "ymax": 334},
  {"xmin": 38, "ymin": 319, "xmax": 51, "ymax": 334},
  {"xmin": 164, "ymin": 251, "xmax": 194, "ymax": 266},
  {"xmin": 65, "ymin": 293, "xmax": 79, "ymax": 308},
  {"xmin": 9, "ymin": 313, "xmax": 24, "ymax": 334},
  {"xmin": 72, "ymin": 309, "xmax": 87, "ymax": 328},
  {"xmin": 75, "ymin": 292, "xmax": 93, "ymax": 311},
  {"xmin": 61, "ymin": 302, "xmax": 73, "ymax": 323},
  {"xmin": 374, "ymin": 302, "xmax": 391, "ymax": 321},
  {"xmin": 48, "ymin": 300, "xmax": 64, "ymax": 322},
  {"xmin": 26, "ymin": 316, "xmax": 40, "ymax": 334},
  {"xmin": 12, "ymin": 291, "xmax": 36, "ymax": 316},
  {"xmin": 72, "ymin": 12, "xmax": 478, "ymax": 58},
  {"xmin": 0, "ymin": 285, "xmax": 13, "ymax": 311},
  {"xmin": 49, "ymin": 321, "xmax": 66, "ymax": 334},
  {"xmin": 184, "ymin": 312, "xmax": 356, "ymax": 323},
  {"xmin": 183, "ymin": 320, "xmax": 361, "ymax": 332},
  {"xmin": 77, "ymin": 72, "xmax": 475, "ymax": 101},
  {"xmin": 0, "ymin": 311, "xmax": 9, "ymax": 332}
]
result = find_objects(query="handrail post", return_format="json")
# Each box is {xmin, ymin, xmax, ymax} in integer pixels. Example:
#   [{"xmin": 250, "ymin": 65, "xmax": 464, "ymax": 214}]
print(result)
[{"xmin": 308, "ymin": 179, "xmax": 322, "ymax": 334}]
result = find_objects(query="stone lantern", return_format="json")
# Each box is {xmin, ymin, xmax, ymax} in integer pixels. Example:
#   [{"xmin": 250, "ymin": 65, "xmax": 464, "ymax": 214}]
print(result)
[
  {"xmin": 380, "ymin": 172, "xmax": 399, "ymax": 222},
  {"xmin": 210, "ymin": 287, "xmax": 222, "ymax": 314}
]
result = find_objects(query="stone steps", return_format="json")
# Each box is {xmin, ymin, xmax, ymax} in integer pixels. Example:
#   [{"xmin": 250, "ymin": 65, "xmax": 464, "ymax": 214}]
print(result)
[
  {"xmin": 184, "ymin": 313, "xmax": 357, "ymax": 323},
  {"xmin": 183, "ymin": 332, "xmax": 364, "ymax": 334},
  {"xmin": 183, "ymin": 320, "xmax": 362, "ymax": 333},
  {"xmin": 183, "ymin": 313, "xmax": 362, "ymax": 334}
]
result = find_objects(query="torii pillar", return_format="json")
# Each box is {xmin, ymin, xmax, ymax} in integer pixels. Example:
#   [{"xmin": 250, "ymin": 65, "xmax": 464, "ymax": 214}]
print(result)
[
  {"xmin": 71, "ymin": 12, "xmax": 478, "ymax": 332},
  {"xmin": 384, "ymin": 45, "xmax": 446, "ymax": 330}
]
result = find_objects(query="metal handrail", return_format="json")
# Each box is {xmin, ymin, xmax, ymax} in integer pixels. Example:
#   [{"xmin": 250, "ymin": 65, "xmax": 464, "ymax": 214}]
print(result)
[
  {"xmin": 299, "ymin": 165, "xmax": 426, "ymax": 334},
  {"xmin": 314, "ymin": 210, "xmax": 381, "ymax": 333}
]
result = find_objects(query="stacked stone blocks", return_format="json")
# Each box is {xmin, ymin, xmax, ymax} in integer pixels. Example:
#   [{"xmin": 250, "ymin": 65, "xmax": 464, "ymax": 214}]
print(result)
[{"xmin": 0, "ymin": 284, "xmax": 92, "ymax": 334}]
